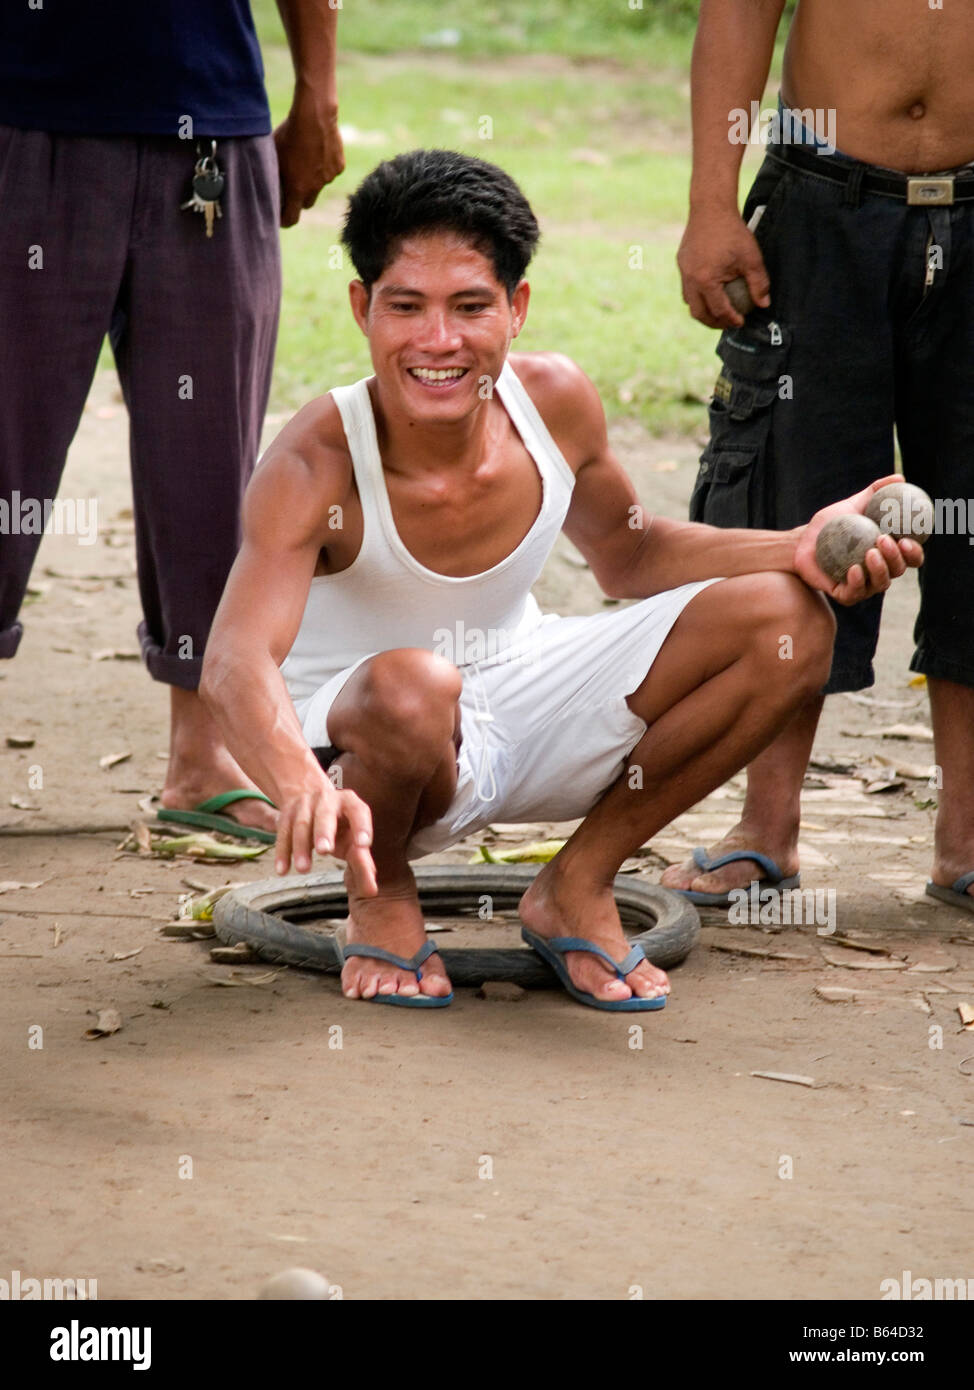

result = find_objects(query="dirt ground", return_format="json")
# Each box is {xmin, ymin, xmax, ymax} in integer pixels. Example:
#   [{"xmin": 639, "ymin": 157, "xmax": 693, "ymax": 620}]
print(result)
[{"xmin": 2, "ymin": 371, "xmax": 973, "ymax": 1302}]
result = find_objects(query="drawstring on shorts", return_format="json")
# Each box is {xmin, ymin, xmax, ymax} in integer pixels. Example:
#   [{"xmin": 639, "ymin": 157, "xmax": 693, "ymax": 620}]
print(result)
[{"xmin": 468, "ymin": 662, "xmax": 498, "ymax": 802}]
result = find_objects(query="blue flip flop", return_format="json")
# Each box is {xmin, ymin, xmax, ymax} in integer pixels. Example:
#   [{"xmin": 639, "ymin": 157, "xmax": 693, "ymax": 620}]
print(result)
[
  {"xmin": 520, "ymin": 928, "xmax": 666, "ymax": 1012},
  {"xmin": 336, "ymin": 937, "xmax": 453, "ymax": 1008},
  {"xmin": 925, "ymin": 870, "xmax": 974, "ymax": 915},
  {"xmin": 670, "ymin": 847, "xmax": 801, "ymax": 908}
]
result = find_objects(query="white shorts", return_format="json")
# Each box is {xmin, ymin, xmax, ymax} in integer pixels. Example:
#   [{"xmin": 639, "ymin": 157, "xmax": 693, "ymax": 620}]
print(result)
[{"xmin": 293, "ymin": 580, "xmax": 719, "ymax": 859}]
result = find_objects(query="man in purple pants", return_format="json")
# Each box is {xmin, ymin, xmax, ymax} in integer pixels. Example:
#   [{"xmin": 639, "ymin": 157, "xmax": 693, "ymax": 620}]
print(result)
[{"xmin": 0, "ymin": 1, "xmax": 343, "ymax": 837}]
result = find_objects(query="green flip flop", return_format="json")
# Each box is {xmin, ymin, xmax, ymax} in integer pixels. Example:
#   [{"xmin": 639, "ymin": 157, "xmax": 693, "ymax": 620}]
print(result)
[{"xmin": 156, "ymin": 790, "xmax": 276, "ymax": 844}]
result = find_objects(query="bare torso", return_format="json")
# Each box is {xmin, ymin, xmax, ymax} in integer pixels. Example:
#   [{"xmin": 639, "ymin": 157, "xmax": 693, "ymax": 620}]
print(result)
[{"xmin": 784, "ymin": 0, "xmax": 974, "ymax": 171}]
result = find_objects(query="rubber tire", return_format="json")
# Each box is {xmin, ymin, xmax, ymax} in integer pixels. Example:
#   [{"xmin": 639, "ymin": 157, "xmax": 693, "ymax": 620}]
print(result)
[{"xmin": 212, "ymin": 865, "xmax": 700, "ymax": 988}]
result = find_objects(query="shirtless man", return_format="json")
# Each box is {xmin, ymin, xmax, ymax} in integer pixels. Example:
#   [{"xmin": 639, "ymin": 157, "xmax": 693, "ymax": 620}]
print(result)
[
  {"xmin": 671, "ymin": 0, "xmax": 974, "ymax": 913},
  {"xmin": 201, "ymin": 149, "xmax": 918, "ymax": 1010}
]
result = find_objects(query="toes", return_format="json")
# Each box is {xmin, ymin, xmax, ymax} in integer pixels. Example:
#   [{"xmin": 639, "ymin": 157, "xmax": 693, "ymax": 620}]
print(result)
[
  {"xmin": 569, "ymin": 956, "xmax": 632, "ymax": 1001},
  {"xmin": 342, "ymin": 960, "xmax": 448, "ymax": 1001},
  {"xmin": 421, "ymin": 969, "xmax": 452, "ymax": 998},
  {"xmin": 630, "ymin": 966, "xmax": 669, "ymax": 999}
]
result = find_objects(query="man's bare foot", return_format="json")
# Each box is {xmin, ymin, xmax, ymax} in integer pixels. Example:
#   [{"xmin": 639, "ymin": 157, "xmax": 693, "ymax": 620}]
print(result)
[
  {"xmin": 519, "ymin": 863, "xmax": 668, "ymax": 1003},
  {"xmin": 161, "ymin": 687, "xmax": 277, "ymax": 833},
  {"xmin": 660, "ymin": 823, "xmax": 800, "ymax": 899},
  {"xmin": 341, "ymin": 887, "xmax": 453, "ymax": 1001}
]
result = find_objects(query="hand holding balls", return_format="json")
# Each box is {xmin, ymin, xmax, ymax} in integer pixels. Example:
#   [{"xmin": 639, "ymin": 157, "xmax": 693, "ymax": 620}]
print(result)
[{"xmin": 814, "ymin": 483, "xmax": 933, "ymax": 585}]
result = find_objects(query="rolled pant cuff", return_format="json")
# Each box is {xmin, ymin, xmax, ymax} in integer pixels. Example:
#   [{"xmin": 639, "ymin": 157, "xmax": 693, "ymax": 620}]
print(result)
[
  {"xmin": 910, "ymin": 647, "xmax": 974, "ymax": 690},
  {"xmin": 139, "ymin": 621, "xmax": 202, "ymax": 690},
  {"xmin": 0, "ymin": 620, "xmax": 24, "ymax": 659},
  {"xmin": 822, "ymin": 662, "xmax": 875, "ymax": 697}
]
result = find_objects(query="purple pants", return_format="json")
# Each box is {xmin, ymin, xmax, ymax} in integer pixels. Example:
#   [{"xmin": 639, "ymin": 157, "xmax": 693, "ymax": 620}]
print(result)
[{"xmin": 0, "ymin": 126, "xmax": 281, "ymax": 687}]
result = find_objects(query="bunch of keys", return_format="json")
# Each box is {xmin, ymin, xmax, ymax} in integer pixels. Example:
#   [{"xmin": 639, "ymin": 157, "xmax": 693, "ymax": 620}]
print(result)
[{"xmin": 181, "ymin": 140, "xmax": 224, "ymax": 238}]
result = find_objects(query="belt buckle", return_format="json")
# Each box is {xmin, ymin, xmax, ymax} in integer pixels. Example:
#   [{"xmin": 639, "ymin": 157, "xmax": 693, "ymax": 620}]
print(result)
[{"xmin": 907, "ymin": 176, "xmax": 955, "ymax": 206}]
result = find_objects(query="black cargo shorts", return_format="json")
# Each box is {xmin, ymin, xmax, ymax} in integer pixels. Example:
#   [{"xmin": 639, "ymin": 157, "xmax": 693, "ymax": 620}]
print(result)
[{"xmin": 689, "ymin": 141, "xmax": 974, "ymax": 693}]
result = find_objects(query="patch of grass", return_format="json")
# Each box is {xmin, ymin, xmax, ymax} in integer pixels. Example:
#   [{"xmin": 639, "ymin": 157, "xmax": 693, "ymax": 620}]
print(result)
[
  {"xmin": 264, "ymin": 44, "xmax": 773, "ymax": 434},
  {"xmin": 252, "ymin": 0, "xmax": 697, "ymax": 64},
  {"xmin": 98, "ymin": 5, "xmax": 789, "ymax": 438}
]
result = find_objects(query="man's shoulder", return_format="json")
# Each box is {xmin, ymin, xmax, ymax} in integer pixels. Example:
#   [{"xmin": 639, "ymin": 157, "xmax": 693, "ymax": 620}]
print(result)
[
  {"xmin": 258, "ymin": 390, "xmax": 354, "ymax": 492},
  {"xmin": 505, "ymin": 352, "xmax": 607, "ymax": 466},
  {"xmin": 244, "ymin": 389, "xmax": 358, "ymax": 550}
]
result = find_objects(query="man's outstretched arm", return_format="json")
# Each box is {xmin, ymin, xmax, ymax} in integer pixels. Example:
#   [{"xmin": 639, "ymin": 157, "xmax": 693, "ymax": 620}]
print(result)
[
  {"xmin": 677, "ymin": 0, "xmax": 786, "ymax": 327},
  {"xmin": 200, "ymin": 436, "xmax": 375, "ymax": 887},
  {"xmin": 558, "ymin": 363, "xmax": 921, "ymax": 605}
]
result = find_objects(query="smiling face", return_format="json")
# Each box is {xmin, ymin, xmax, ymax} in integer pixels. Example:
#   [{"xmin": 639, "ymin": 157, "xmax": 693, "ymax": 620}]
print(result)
[{"xmin": 348, "ymin": 229, "xmax": 530, "ymax": 424}]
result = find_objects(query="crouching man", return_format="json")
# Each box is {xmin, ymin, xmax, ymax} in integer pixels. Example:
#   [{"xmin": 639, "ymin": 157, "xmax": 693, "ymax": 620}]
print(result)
[{"xmin": 200, "ymin": 149, "xmax": 920, "ymax": 1011}]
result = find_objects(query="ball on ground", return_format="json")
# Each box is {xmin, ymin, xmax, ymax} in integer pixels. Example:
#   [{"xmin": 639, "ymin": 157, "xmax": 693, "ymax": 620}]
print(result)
[
  {"xmin": 864, "ymin": 481, "xmax": 934, "ymax": 543},
  {"xmin": 258, "ymin": 1267, "xmax": 331, "ymax": 1300},
  {"xmin": 815, "ymin": 514, "xmax": 881, "ymax": 584}
]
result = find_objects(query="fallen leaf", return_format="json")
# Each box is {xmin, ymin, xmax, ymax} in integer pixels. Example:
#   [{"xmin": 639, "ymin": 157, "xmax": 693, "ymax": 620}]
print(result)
[
  {"xmin": 864, "ymin": 779, "xmax": 906, "ymax": 795},
  {"xmin": 5, "ymin": 735, "xmax": 35, "ymax": 748},
  {"xmin": 209, "ymin": 969, "xmax": 280, "ymax": 987},
  {"xmin": 821, "ymin": 950, "xmax": 908, "ymax": 971},
  {"xmin": 110, "ymin": 948, "xmax": 144, "ymax": 962},
  {"xmin": 750, "ymin": 1070, "xmax": 817, "ymax": 1088},
  {"xmin": 864, "ymin": 752, "xmax": 934, "ymax": 780},
  {"xmin": 209, "ymin": 943, "xmax": 256, "ymax": 964},
  {"xmin": 84, "ymin": 1008, "xmax": 122, "ymax": 1039},
  {"xmin": 92, "ymin": 649, "xmax": 141, "ymax": 662},
  {"xmin": 473, "ymin": 839, "xmax": 566, "ymax": 864},
  {"xmin": 827, "ymin": 935, "xmax": 895, "ymax": 956},
  {"xmin": 121, "ymin": 829, "xmax": 266, "ymax": 862},
  {"xmin": 815, "ymin": 985, "xmax": 861, "ymax": 1003},
  {"xmin": 186, "ymin": 884, "xmax": 235, "ymax": 921},
  {"xmin": 0, "ymin": 880, "xmax": 45, "ymax": 894},
  {"xmin": 710, "ymin": 943, "xmax": 809, "ymax": 961},
  {"xmin": 958, "ymin": 1003, "xmax": 974, "ymax": 1029},
  {"xmin": 874, "ymin": 723, "xmax": 934, "ymax": 741},
  {"xmin": 161, "ymin": 921, "xmax": 215, "ymax": 939},
  {"xmin": 52, "ymin": 925, "xmax": 63, "ymax": 949},
  {"xmin": 99, "ymin": 751, "xmax": 131, "ymax": 770},
  {"xmin": 9, "ymin": 796, "xmax": 38, "ymax": 810}
]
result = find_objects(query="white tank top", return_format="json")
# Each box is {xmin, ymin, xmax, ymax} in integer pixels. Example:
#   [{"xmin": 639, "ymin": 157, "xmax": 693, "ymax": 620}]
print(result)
[{"xmin": 280, "ymin": 360, "xmax": 577, "ymax": 703}]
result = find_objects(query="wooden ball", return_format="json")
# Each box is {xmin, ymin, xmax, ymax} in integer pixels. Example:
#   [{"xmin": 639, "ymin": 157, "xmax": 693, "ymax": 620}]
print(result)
[
  {"xmin": 864, "ymin": 482, "xmax": 934, "ymax": 544},
  {"xmin": 815, "ymin": 514, "xmax": 881, "ymax": 584},
  {"xmin": 724, "ymin": 277, "xmax": 754, "ymax": 316},
  {"xmin": 258, "ymin": 1268, "xmax": 331, "ymax": 1300}
]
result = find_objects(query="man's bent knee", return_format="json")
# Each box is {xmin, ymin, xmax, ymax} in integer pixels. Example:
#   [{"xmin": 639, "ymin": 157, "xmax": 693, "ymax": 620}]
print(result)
[
  {"xmin": 331, "ymin": 648, "xmax": 462, "ymax": 773},
  {"xmin": 759, "ymin": 573, "xmax": 835, "ymax": 690}
]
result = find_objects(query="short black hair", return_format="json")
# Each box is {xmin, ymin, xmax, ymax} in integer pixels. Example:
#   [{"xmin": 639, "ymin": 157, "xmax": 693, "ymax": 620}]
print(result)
[{"xmin": 342, "ymin": 149, "xmax": 540, "ymax": 298}]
